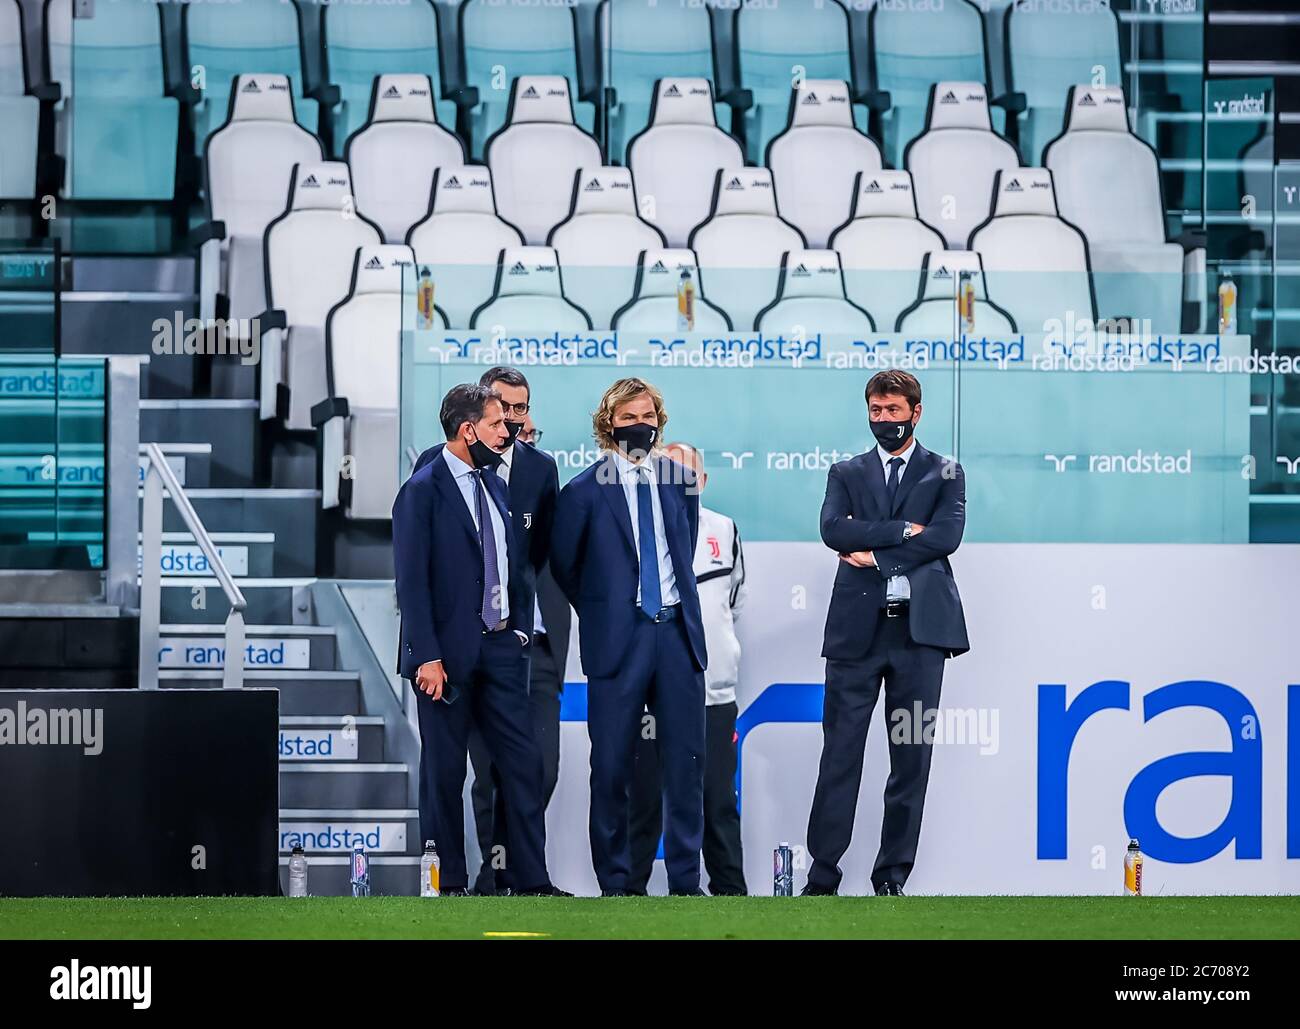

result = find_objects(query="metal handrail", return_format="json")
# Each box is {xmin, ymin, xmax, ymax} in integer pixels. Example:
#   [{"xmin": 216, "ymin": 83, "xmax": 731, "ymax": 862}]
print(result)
[{"xmin": 138, "ymin": 442, "xmax": 247, "ymax": 690}]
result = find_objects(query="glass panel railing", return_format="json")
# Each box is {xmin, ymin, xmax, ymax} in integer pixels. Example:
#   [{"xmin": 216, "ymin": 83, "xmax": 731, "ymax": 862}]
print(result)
[
  {"xmin": 398, "ymin": 263, "xmax": 1252, "ymax": 544},
  {"xmin": 0, "ymin": 355, "xmax": 108, "ymax": 569}
]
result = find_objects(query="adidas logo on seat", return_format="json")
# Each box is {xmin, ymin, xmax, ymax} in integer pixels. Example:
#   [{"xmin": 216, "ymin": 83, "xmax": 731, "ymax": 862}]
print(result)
[
  {"xmin": 1079, "ymin": 93, "xmax": 1096, "ymax": 106},
  {"xmin": 792, "ymin": 263, "xmax": 811, "ymax": 276},
  {"xmin": 584, "ymin": 178, "xmax": 603, "ymax": 192},
  {"xmin": 1005, "ymin": 178, "xmax": 1022, "ymax": 192},
  {"xmin": 801, "ymin": 92, "xmax": 819, "ymax": 105},
  {"xmin": 940, "ymin": 90, "xmax": 959, "ymax": 104},
  {"xmin": 301, "ymin": 174, "xmax": 319, "ymax": 188},
  {"xmin": 933, "ymin": 266, "xmax": 952, "ymax": 279},
  {"xmin": 242, "ymin": 80, "xmax": 260, "ymax": 93},
  {"xmin": 508, "ymin": 261, "xmax": 528, "ymax": 275},
  {"xmin": 725, "ymin": 177, "xmax": 744, "ymax": 190},
  {"xmin": 364, "ymin": 256, "xmax": 385, "ymax": 270},
  {"xmin": 383, "ymin": 85, "xmax": 402, "ymax": 99},
  {"xmin": 664, "ymin": 84, "xmax": 682, "ymax": 98},
  {"xmin": 649, "ymin": 260, "xmax": 669, "ymax": 273},
  {"xmin": 443, "ymin": 176, "xmax": 461, "ymax": 189},
  {"xmin": 864, "ymin": 180, "xmax": 883, "ymax": 193},
  {"xmin": 522, "ymin": 86, "xmax": 539, "ymax": 99}
]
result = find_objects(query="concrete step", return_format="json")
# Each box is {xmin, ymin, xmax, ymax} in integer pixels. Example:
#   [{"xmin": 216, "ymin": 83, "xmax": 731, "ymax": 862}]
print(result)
[
  {"xmin": 156, "ymin": 577, "xmax": 314, "ymax": 624},
  {"xmin": 280, "ymin": 762, "xmax": 409, "ymax": 809},
  {"xmin": 142, "ymin": 489, "xmax": 319, "ymax": 576},
  {"xmin": 159, "ymin": 669, "xmax": 362, "ymax": 716},
  {"xmin": 278, "ymin": 714, "xmax": 384, "ymax": 761},
  {"xmin": 139, "ymin": 443, "xmax": 212, "ymax": 490},
  {"xmin": 278, "ymin": 808, "xmax": 419, "ymax": 856},
  {"xmin": 144, "ymin": 532, "xmax": 276, "ymax": 579},
  {"xmin": 140, "ymin": 399, "xmax": 256, "ymax": 488},
  {"xmin": 159, "ymin": 623, "xmax": 337, "ymax": 672},
  {"xmin": 277, "ymin": 855, "xmax": 422, "ymax": 897}
]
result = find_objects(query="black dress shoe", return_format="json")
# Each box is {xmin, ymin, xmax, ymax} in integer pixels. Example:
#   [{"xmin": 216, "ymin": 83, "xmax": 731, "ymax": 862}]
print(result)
[
  {"xmin": 668, "ymin": 888, "xmax": 707, "ymax": 897},
  {"xmin": 440, "ymin": 887, "xmax": 472, "ymax": 897},
  {"xmin": 800, "ymin": 881, "xmax": 838, "ymax": 896},
  {"xmin": 875, "ymin": 882, "xmax": 906, "ymax": 897},
  {"xmin": 601, "ymin": 888, "xmax": 629, "ymax": 897},
  {"xmin": 514, "ymin": 885, "xmax": 574, "ymax": 897}
]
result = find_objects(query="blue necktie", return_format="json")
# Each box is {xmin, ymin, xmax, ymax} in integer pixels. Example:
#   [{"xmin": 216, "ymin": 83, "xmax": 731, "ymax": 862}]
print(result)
[
  {"xmin": 886, "ymin": 457, "xmax": 904, "ymax": 509},
  {"xmin": 635, "ymin": 467, "xmax": 662, "ymax": 618},
  {"xmin": 474, "ymin": 469, "xmax": 502, "ymax": 628}
]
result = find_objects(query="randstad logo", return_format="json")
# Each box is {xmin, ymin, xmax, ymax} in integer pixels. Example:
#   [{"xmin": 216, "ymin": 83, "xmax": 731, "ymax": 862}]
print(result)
[{"xmin": 1038, "ymin": 680, "xmax": 1300, "ymax": 863}]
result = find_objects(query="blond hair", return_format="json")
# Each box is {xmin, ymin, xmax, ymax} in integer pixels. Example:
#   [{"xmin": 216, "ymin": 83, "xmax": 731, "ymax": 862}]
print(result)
[{"xmin": 592, "ymin": 377, "xmax": 668, "ymax": 451}]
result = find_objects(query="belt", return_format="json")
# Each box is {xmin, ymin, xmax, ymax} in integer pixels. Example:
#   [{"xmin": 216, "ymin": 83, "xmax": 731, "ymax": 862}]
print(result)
[
  {"xmin": 482, "ymin": 619, "xmax": 509, "ymax": 634},
  {"xmin": 645, "ymin": 604, "xmax": 680, "ymax": 623},
  {"xmin": 884, "ymin": 600, "xmax": 910, "ymax": 619}
]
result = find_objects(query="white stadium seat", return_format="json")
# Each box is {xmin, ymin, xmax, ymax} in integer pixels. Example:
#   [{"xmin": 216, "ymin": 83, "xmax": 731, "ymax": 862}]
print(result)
[
  {"xmin": 406, "ymin": 166, "xmax": 524, "ymax": 330},
  {"xmin": 316, "ymin": 244, "xmax": 446, "ymax": 521},
  {"xmin": 830, "ymin": 170, "xmax": 946, "ymax": 335},
  {"xmin": 766, "ymin": 79, "xmax": 882, "ymax": 249},
  {"xmin": 611, "ymin": 249, "xmax": 732, "ymax": 333},
  {"xmin": 470, "ymin": 246, "xmax": 592, "ymax": 331},
  {"xmin": 262, "ymin": 161, "xmax": 383, "ymax": 428},
  {"xmin": 967, "ymin": 167, "xmax": 1096, "ymax": 335},
  {"xmin": 202, "ymin": 74, "xmax": 324, "ymax": 332},
  {"xmin": 905, "ymin": 82, "xmax": 1020, "ymax": 249},
  {"xmin": 754, "ymin": 249, "xmax": 875, "ymax": 335},
  {"xmin": 626, "ymin": 78, "xmax": 745, "ymax": 248},
  {"xmin": 485, "ymin": 76, "xmax": 602, "ymax": 245},
  {"xmin": 547, "ymin": 166, "xmax": 667, "ymax": 330},
  {"xmin": 895, "ymin": 250, "xmax": 1018, "ymax": 336},
  {"xmin": 345, "ymin": 74, "xmax": 465, "ymax": 245},
  {"xmin": 689, "ymin": 168, "xmax": 807, "ymax": 334},
  {"xmin": 1044, "ymin": 85, "xmax": 1187, "ymax": 332}
]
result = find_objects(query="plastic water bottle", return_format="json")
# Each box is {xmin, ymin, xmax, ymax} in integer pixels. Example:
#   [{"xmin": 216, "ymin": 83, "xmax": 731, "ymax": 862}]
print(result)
[
  {"xmin": 1123, "ymin": 838, "xmax": 1143, "ymax": 896},
  {"xmin": 288, "ymin": 846, "xmax": 308, "ymax": 898},
  {"xmin": 1217, "ymin": 271, "xmax": 1237, "ymax": 335},
  {"xmin": 773, "ymin": 843, "xmax": 793, "ymax": 896},
  {"xmin": 420, "ymin": 841, "xmax": 441, "ymax": 897},
  {"xmin": 350, "ymin": 845, "xmax": 370, "ymax": 898}
]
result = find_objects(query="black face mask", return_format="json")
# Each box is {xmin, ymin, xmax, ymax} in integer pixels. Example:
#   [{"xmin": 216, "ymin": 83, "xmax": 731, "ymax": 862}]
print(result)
[
  {"xmin": 466, "ymin": 428, "xmax": 505, "ymax": 470},
  {"xmin": 503, "ymin": 419, "xmax": 524, "ymax": 444},
  {"xmin": 611, "ymin": 422, "xmax": 658, "ymax": 460},
  {"xmin": 870, "ymin": 417, "xmax": 915, "ymax": 452}
]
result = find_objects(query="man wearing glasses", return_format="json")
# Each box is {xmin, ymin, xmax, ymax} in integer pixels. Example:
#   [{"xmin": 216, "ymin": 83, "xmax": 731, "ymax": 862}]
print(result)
[{"xmin": 413, "ymin": 366, "xmax": 563, "ymax": 893}]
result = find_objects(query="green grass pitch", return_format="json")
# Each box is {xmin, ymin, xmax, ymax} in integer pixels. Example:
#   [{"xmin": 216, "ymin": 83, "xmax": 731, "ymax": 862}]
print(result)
[{"xmin": 2, "ymin": 896, "xmax": 1297, "ymax": 940}]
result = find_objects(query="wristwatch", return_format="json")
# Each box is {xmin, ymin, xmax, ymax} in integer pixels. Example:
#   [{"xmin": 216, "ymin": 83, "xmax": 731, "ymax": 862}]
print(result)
[{"xmin": 902, "ymin": 523, "xmax": 914, "ymax": 543}]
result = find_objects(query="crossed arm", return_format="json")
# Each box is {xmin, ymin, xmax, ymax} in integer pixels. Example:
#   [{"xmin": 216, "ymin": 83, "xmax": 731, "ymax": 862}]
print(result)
[{"xmin": 822, "ymin": 461, "xmax": 967, "ymax": 576}]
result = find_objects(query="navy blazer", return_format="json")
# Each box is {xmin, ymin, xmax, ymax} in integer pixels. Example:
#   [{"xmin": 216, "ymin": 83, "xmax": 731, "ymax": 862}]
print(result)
[
  {"xmin": 414, "ymin": 439, "xmax": 559, "ymax": 589},
  {"xmin": 550, "ymin": 452, "xmax": 707, "ymax": 679},
  {"xmin": 819, "ymin": 442, "xmax": 970, "ymax": 659},
  {"xmin": 392, "ymin": 450, "xmax": 536, "ymax": 682}
]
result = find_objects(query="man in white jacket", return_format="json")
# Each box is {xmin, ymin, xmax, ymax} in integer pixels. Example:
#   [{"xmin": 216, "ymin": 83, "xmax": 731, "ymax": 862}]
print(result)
[{"xmin": 627, "ymin": 442, "xmax": 748, "ymax": 895}]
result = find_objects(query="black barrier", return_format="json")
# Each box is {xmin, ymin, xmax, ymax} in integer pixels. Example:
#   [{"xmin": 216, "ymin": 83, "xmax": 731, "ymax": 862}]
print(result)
[{"xmin": 0, "ymin": 688, "xmax": 278, "ymax": 897}]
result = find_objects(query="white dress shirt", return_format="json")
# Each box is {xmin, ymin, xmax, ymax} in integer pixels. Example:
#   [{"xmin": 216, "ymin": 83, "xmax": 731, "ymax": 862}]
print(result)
[
  {"xmin": 443, "ymin": 446, "xmax": 510, "ymax": 621},
  {"xmin": 499, "ymin": 440, "xmax": 547, "ymax": 634},
  {"xmin": 876, "ymin": 437, "xmax": 916, "ymax": 603},
  {"xmin": 610, "ymin": 449, "xmax": 680, "ymax": 608}
]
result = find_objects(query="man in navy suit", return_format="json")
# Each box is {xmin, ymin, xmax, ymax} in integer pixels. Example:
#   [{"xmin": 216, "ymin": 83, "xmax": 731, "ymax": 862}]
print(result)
[
  {"xmin": 550, "ymin": 377, "xmax": 708, "ymax": 896},
  {"xmin": 804, "ymin": 370, "xmax": 970, "ymax": 897},
  {"xmin": 412, "ymin": 366, "xmax": 564, "ymax": 894},
  {"xmin": 392, "ymin": 383, "xmax": 564, "ymax": 896}
]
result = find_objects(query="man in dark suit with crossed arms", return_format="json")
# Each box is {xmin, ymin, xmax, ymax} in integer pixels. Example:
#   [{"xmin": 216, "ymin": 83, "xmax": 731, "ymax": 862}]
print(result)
[
  {"xmin": 804, "ymin": 370, "xmax": 969, "ymax": 897},
  {"xmin": 550, "ymin": 377, "xmax": 708, "ymax": 896},
  {"xmin": 392, "ymin": 383, "xmax": 565, "ymax": 896}
]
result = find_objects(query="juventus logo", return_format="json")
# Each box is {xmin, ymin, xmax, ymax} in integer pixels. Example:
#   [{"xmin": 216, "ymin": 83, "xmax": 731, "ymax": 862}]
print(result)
[{"xmin": 523, "ymin": 513, "xmax": 533, "ymax": 529}]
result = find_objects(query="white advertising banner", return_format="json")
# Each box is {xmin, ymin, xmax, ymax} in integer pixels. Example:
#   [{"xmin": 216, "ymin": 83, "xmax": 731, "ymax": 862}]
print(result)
[{"xmin": 544, "ymin": 544, "xmax": 1300, "ymax": 896}]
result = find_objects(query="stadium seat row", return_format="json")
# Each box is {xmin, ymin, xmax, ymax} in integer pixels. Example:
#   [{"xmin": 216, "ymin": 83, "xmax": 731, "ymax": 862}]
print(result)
[{"xmin": 0, "ymin": 0, "xmax": 1123, "ymax": 199}]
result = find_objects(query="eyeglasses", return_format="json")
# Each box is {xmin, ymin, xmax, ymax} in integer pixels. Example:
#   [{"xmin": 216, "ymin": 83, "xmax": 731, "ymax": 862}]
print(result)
[
  {"xmin": 500, "ymin": 401, "xmax": 530, "ymax": 417},
  {"xmin": 520, "ymin": 428, "xmax": 544, "ymax": 445}
]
